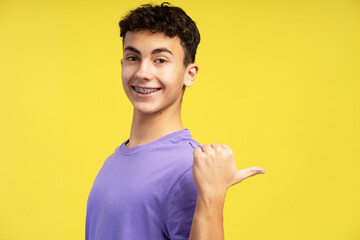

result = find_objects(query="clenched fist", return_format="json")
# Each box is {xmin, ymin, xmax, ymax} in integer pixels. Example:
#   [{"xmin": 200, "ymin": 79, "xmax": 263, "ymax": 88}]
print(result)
[{"xmin": 192, "ymin": 143, "xmax": 265, "ymax": 198}]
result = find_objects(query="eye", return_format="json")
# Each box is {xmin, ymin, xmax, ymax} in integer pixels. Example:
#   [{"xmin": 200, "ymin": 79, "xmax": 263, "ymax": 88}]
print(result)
[
  {"xmin": 126, "ymin": 56, "xmax": 138, "ymax": 62},
  {"xmin": 155, "ymin": 58, "xmax": 167, "ymax": 64}
]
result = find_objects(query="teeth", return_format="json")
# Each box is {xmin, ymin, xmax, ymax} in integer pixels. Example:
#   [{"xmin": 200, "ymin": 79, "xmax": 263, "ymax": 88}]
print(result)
[{"xmin": 133, "ymin": 86, "xmax": 160, "ymax": 94}]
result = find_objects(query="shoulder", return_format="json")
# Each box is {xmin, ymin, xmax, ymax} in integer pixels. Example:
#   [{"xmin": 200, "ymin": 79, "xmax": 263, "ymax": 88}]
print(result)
[
  {"xmin": 151, "ymin": 134, "xmax": 200, "ymax": 199},
  {"xmin": 165, "ymin": 166, "xmax": 196, "ymax": 202}
]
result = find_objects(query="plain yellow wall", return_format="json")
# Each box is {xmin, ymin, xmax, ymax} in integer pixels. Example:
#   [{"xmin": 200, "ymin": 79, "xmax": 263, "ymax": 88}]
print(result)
[{"xmin": 1, "ymin": 0, "xmax": 359, "ymax": 239}]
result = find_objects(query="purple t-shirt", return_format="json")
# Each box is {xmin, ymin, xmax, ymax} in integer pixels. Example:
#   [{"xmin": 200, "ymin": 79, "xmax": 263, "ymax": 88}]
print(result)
[{"xmin": 85, "ymin": 129, "xmax": 201, "ymax": 240}]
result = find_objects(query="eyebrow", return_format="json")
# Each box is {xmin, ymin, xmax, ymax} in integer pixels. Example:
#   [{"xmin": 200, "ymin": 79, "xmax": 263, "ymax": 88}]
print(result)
[
  {"xmin": 124, "ymin": 46, "xmax": 140, "ymax": 55},
  {"xmin": 124, "ymin": 46, "xmax": 173, "ymax": 56},
  {"xmin": 151, "ymin": 48, "xmax": 173, "ymax": 55}
]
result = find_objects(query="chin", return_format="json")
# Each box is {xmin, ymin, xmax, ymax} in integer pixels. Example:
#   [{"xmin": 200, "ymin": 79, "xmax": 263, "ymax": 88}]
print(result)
[{"xmin": 133, "ymin": 104, "xmax": 162, "ymax": 115}]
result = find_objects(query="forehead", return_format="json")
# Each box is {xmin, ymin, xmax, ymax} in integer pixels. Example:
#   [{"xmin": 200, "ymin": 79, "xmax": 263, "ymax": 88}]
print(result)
[{"xmin": 123, "ymin": 30, "xmax": 184, "ymax": 57}]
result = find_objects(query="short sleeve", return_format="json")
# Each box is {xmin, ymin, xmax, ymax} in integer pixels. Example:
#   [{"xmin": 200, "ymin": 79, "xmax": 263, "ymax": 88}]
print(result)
[{"xmin": 163, "ymin": 167, "xmax": 198, "ymax": 240}]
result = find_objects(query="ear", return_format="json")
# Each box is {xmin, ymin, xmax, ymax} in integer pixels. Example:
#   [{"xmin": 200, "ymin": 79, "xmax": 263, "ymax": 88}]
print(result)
[
  {"xmin": 121, "ymin": 59, "xmax": 123, "ymax": 66},
  {"xmin": 183, "ymin": 63, "xmax": 199, "ymax": 87}
]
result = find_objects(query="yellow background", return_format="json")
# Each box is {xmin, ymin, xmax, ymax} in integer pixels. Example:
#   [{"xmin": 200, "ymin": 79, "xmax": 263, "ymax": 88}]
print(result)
[{"xmin": 1, "ymin": 0, "xmax": 359, "ymax": 239}]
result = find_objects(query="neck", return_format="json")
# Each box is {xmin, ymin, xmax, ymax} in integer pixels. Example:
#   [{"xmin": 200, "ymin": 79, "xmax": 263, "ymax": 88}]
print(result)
[{"xmin": 126, "ymin": 106, "xmax": 184, "ymax": 147}]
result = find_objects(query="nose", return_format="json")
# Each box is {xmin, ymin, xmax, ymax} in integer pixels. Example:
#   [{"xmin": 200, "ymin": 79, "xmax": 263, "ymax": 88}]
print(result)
[{"xmin": 134, "ymin": 59, "xmax": 154, "ymax": 81}]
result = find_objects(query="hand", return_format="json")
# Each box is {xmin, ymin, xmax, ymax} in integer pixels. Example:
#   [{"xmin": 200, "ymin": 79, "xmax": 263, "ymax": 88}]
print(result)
[{"xmin": 192, "ymin": 143, "xmax": 265, "ymax": 198}]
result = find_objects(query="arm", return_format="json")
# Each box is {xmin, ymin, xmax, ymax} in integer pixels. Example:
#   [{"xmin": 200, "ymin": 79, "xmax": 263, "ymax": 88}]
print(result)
[{"xmin": 189, "ymin": 143, "xmax": 265, "ymax": 240}]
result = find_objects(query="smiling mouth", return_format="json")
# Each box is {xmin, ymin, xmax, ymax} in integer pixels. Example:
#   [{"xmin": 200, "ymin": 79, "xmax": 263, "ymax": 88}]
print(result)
[{"xmin": 132, "ymin": 86, "xmax": 161, "ymax": 94}]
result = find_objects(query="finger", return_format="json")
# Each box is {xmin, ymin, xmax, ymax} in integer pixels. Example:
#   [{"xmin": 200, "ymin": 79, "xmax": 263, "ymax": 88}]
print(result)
[
  {"xmin": 202, "ymin": 143, "xmax": 212, "ymax": 152},
  {"xmin": 235, "ymin": 166, "xmax": 265, "ymax": 183},
  {"xmin": 211, "ymin": 143, "xmax": 221, "ymax": 151},
  {"xmin": 193, "ymin": 147, "xmax": 202, "ymax": 156},
  {"xmin": 221, "ymin": 144, "xmax": 231, "ymax": 150},
  {"xmin": 221, "ymin": 144, "xmax": 234, "ymax": 155}
]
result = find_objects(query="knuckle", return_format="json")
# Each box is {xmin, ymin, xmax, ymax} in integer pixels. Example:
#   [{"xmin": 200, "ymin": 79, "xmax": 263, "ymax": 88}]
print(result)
[
  {"xmin": 202, "ymin": 143, "xmax": 210, "ymax": 150},
  {"xmin": 208, "ymin": 149, "xmax": 215, "ymax": 156},
  {"xmin": 212, "ymin": 143, "xmax": 222, "ymax": 153},
  {"xmin": 193, "ymin": 148, "xmax": 202, "ymax": 158},
  {"xmin": 222, "ymin": 144, "xmax": 230, "ymax": 149},
  {"xmin": 226, "ymin": 148, "xmax": 234, "ymax": 157}
]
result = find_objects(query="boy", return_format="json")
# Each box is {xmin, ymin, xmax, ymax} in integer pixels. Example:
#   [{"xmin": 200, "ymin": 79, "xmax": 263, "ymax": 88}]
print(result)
[{"xmin": 85, "ymin": 3, "xmax": 265, "ymax": 240}]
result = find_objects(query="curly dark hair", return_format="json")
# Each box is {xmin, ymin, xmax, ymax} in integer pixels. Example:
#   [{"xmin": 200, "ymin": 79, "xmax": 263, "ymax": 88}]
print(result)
[{"xmin": 119, "ymin": 2, "xmax": 200, "ymax": 66}]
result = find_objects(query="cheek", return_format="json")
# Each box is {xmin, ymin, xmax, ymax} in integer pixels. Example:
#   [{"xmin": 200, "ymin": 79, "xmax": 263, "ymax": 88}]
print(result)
[
  {"xmin": 121, "ymin": 67, "xmax": 132, "ymax": 84},
  {"xmin": 160, "ymin": 66, "xmax": 185, "ymax": 88}
]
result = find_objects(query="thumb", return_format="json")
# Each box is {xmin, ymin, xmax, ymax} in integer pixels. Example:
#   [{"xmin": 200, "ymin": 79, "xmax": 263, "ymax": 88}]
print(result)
[{"xmin": 234, "ymin": 166, "xmax": 265, "ymax": 184}]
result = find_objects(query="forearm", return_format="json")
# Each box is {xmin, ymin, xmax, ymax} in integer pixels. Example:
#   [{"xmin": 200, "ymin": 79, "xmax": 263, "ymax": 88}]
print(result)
[{"xmin": 188, "ymin": 192, "xmax": 226, "ymax": 240}]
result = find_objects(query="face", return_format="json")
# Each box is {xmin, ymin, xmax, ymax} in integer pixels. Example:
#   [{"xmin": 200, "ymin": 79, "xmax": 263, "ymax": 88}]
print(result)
[{"xmin": 121, "ymin": 30, "xmax": 198, "ymax": 115}]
